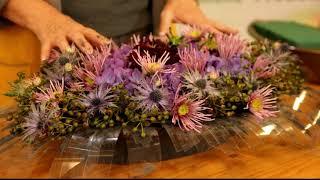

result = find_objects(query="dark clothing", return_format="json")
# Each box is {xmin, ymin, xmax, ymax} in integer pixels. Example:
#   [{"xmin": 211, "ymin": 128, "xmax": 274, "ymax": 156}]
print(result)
[
  {"xmin": 61, "ymin": 0, "xmax": 153, "ymax": 43},
  {"xmin": 0, "ymin": 0, "xmax": 166, "ymax": 43}
]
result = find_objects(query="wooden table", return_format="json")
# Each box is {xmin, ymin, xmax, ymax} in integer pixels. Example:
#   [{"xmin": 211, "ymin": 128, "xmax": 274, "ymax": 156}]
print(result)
[{"xmin": 1, "ymin": 25, "xmax": 320, "ymax": 178}]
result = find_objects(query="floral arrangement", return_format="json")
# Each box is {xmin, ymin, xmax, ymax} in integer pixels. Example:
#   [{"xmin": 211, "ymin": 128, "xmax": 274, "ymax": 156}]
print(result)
[{"xmin": 5, "ymin": 26, "xmax": 304, "ymax": 143}]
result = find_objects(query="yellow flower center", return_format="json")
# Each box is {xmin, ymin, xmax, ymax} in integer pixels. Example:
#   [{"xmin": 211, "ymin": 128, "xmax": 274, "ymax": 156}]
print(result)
[
  {"xmin": 178, "ymin": 104, "xmax": 189, "ymax": 116},
  {"xmin": 251, "ymin": 99, "xmax": 263, "ymax": 111},
  {"xmin": 189, "ymin": 30, "xmax": 201, "ymax": 38},
  {"xmin": 205, "ymin": 39, "xmax": 218, "ymax": 49},
  {"xmin": 85, "ymin": 77, "xmax": 94, "ymax": 86},
  {"xmin": 209, "ymin": 71, "xmax": 219, "ymax": 80},
  {"xmin": 145, "ymin": 62, "xmax": 162, "ymax": 74}
]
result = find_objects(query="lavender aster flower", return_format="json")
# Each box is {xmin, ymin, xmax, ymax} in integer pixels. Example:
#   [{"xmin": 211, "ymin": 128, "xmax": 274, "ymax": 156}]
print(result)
[
  {"xmin": 22, "ymin": 103, "xmax": 57, "ymax": 142},
  {"xmin": 183, "ymin": 70, "xmax": 219, "ymax": 98},
  {"xmin": 79, "ymin": 86, "xmax": 115, "ymax": 115},
  {"xmin": 172, "ymin": 86, "xmax": 213, "ymax": 133},
  {"xmin": 247, "ymin": 85, "xmax": 279, "ymax": 120},
  {"xmin": 132, "ymin": 76, "xmax": 171, "ymax": 111}
]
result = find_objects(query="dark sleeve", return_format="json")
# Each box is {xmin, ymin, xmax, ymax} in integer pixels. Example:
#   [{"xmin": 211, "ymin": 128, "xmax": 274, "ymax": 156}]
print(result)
[{"xmin": 0, "ymin": 0, "xmax": 8, "ymax": 12}]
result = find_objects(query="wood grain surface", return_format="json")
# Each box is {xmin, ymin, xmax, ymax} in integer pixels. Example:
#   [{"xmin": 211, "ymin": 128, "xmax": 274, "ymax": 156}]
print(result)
[{"xmin": 0, "ymin": 25, "xmax": 320, "ymax": 178}]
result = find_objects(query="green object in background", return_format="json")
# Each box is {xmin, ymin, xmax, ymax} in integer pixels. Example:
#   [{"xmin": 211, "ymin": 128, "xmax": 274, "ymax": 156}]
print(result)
[{"xmin": 253, "ymin": 21, "xmax": 320, "ymax": 49}]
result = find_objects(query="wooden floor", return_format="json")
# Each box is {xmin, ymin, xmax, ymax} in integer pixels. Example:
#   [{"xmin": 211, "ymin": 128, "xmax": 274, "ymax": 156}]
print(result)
[{"xmin": 1, "ymin": 25, "xmax": 320, "ymax": 178}]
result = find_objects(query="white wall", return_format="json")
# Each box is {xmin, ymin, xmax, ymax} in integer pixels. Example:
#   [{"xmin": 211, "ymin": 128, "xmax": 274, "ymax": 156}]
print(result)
[{"xmin": 199, "ymin": 0, "xmax": 320, "ymax": 39}]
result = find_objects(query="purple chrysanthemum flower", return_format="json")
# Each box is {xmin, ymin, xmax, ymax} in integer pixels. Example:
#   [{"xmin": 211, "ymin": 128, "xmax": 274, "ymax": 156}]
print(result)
[
  {"xmin": 79, "ymin": 86, "xmax": 115, "ymax": 115},
  {"xmin": 172, "ymin": 86, "xmax": 213, "ymax": 133},
  {"xmin": 131, "ymin": 76, "xmax": 171, "ymax": 111},
  {"xmin": 178, "ymin": 46, "xmax": 209, "ymax": 73},
  {"xmin": 215, "ymin": 34, "xmax": 246, "ymax": 60},
  {"xmin": 96, "ymin": 44, "xmax": 132, "ymax": 86},
  {"xmin": 247, "ymin": 85, "xmax": 279, "ymax": 120}
]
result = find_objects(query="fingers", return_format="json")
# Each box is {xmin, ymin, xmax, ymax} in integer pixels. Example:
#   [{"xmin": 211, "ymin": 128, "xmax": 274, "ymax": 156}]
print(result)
[
  {"xmin": 56, "ymin": 38, "xmax": 71, "ymax": 53},
  {"xmin": 68, "ymin": 33, "xmax": 93, "ymax": 54},
  {"xmin": 83, "ymin": 28, "xmax": 109, "ymax": 46},
  {"xmin": 201, "ymin": 23, "xmax": 222, "ymax": 35},
  {"xmin": 208, "ymin": 19, "xmax": 238, "ymax": 35},
  {"xmin": 40, "ymin": 42, "xmax": 52, "ymax": 61},
  {"xmin": 158, "ymin": 9, "xmax": 174, "ymax": 36}
]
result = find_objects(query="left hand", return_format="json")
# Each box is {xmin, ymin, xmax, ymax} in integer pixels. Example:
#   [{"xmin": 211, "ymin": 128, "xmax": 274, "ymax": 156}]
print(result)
[{"xmin": 159, "ymin": 0, "xmax": 238, "ymax": 36}]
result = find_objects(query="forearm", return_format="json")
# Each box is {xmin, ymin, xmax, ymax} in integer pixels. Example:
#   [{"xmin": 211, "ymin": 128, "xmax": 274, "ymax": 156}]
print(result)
[{"xmin": 1, "ymin": 0, "xmax": 64, "ymax": 33}]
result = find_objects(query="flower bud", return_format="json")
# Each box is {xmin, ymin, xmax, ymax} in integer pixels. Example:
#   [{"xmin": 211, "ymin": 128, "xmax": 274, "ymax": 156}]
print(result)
[
  {"xmin": 64, "ymin": 63, "xmax": 73, "ymax": 72},
  {"xmin": 32, "ymin": 77, "xmax": 42, "ymax": 86}
]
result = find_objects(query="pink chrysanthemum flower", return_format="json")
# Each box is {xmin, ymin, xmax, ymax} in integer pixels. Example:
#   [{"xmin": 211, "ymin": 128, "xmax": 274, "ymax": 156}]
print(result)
[
  {"xmin": 131, "ymin": 34, "xmax": 155, "ymax": 46},
  {"xmin": 35, "ymin": 79, "xmax": 64, "ymax": 103},
  {"xmin": 247, "ymin": 85, "xmax": 279, "ymax": 119},
  {"xmin": 74, "ymin": 45, "xmax": 111, "ymax": 86},
  {"xmin": 253, "ymin": 50, "xmax": 290, "ymax": 79},
  {"xmin": 68, "ymin": 82, "xmax": 85, "ymax": 92},
  {"xmin": 215, "ymin": 34, "xmax": 246, "ymax": 60},
  {"xmin": 132, "ymin": 49, "xmax": 174, "ymax": 75},
  {"xmin": 178, "ymin": 46, "xmax": 209, "ymax": 73},
  {"xmin": 172, "ymin": 86, "xmax": 213, "ymax": 133},
  {"xmin": 253, "ymin": 55, "xmax": 279, "ymax": 79}
]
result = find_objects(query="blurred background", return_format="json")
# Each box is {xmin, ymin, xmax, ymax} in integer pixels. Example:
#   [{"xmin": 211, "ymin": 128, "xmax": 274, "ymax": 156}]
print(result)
[
  {"xmin": 199, "ymin": 0, "xmax": 320, "ymax": 39},
  {"xmin": 198, "ymin": 0, "xmax": 320, "ymax": 83}
]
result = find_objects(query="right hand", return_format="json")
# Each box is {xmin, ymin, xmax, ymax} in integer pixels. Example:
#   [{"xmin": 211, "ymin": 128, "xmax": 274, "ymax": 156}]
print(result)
[{"xmin": 35, "ymin": 14, "xmax": 109, "ymax": 61}]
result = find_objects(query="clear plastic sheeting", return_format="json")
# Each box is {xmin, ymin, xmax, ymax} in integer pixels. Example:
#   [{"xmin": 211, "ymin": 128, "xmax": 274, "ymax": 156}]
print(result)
[
  {"xmin": 125, "ymin": 127, "xmax": 162, "ymax": 178},
  {"xmin": 48, "ymin": 87, "xmax": 320, "ymax": 178},
  {"xmin": 49, "ymin": 128, "xmax": 121, "ymax": 178}
]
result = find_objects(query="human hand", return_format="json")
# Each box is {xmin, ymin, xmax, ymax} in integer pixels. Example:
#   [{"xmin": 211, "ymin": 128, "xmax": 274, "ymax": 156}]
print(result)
[
  {"xmin": 34, "ymin": 14, "xmax": 109, "ymax": 61},
  {"xmin": 159, "ymin": 0, "xmax": 238, "ymax": 36},
  {"xmin": 2, "ymin": 0, "xmax": 109, "ymax": 61}
]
